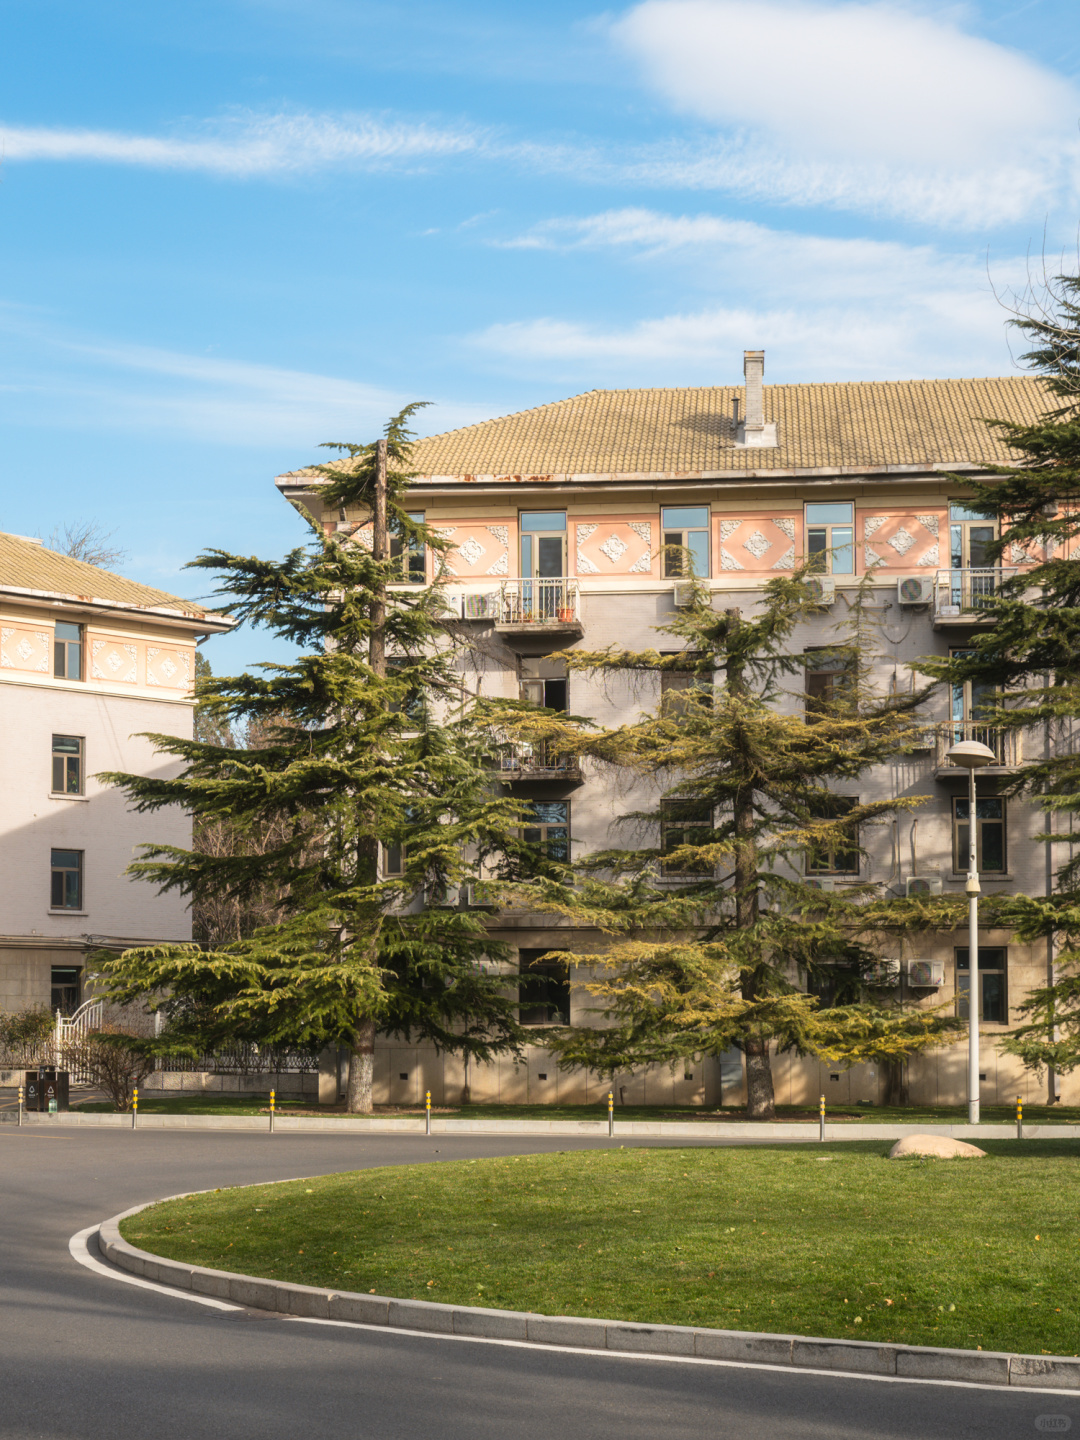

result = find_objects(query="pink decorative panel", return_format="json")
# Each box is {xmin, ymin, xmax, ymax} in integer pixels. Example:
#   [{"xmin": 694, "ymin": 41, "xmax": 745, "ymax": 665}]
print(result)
[
  {"xmin": 88, "ymin": 633, "xmax": 138, "ymax": 684},
  {"xmin": 146, "ymin": 645, "xmax": 193, "ymax": 691},
  {"xmin": 861, "ymin": 510, "xmax": 943, "ymax": 571},
  {"xmin": 434, "ymin": 520, "xmax": 513, "ymax": 580},
  {"xmin": 574, "ymin": 518, "xmax": 655, "ymax": 578},
  {"xmin": 0, "ymin": 625, "xmax": 51, "ymax": 673},
  {"xmin": 712, "ymin": 513, "xmax": 800, "ymax": 574}
]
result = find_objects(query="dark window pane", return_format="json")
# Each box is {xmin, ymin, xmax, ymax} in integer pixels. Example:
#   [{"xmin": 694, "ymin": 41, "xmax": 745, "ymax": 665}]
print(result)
[
  {"xmin": 52, "ymin": 756, "xmax": 64, "ymax": 791},
  {"xmin": 968, "ymin": 526, "xmax": 995, "ymax": 568},
  {"xmin": 663, "ymin": 532, "xmax": 684, "ymax": 578},
  {"xmin": 67, "ymin": 759, "xmax": 81, "ymax": 793},
  {"xmin": 51, "ymin": 871, "xmax": 64, "ymax": 907},
  {"xmin": 529, "ymin": 802, "xmax": 569, "ymax": 825},
  {"xmin": 536, "ymin": 536, "xmax": 564, "ymax": 578},
  {"xmin": 981, "ymin": 823, "xmax": 1005, "ymax": 872},
  {"xmin": 54, "ymin": 644, "xmax": 66, "ymax": 678},
  {"xmin": 983, "ymin": 972, "xmax": 1006, "ymax": 1023}
]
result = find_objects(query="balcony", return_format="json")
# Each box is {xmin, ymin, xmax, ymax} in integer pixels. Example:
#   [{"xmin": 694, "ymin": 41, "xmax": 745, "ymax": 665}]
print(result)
[
  {"xmin": 933, "ymin": 568, "xmax": 1020, "ymax": 626},
  {"xmin": 499, "ymin": 741, "xmax": 583, "ymax": 785},
  {"xmin": 495, "ymin": 580, "xmax": 583, "ymax": 643},
  {"xmin": 933, "ymin": 721, "xmax": 1023, "ymax": 778}
]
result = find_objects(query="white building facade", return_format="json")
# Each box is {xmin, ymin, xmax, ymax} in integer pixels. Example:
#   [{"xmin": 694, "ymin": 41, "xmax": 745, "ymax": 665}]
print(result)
[{"xmin": 277, "ymin": 355, "xmax": 1069, "ymax": 1110}]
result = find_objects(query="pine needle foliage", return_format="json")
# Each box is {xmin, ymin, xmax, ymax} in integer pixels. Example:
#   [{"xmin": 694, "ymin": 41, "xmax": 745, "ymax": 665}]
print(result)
[
  {"xmin": 517, "ymin": 573, "xmax": 962, "ymax": 1116},
  {"xmin": 98, "ymin": 408, "xmax": 530, "ymax": 1111}
]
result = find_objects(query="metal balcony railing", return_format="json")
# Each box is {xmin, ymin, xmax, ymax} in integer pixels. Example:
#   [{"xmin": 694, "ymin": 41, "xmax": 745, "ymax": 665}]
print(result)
[
  {"xmin": 934, "ymin": 721, "xmax": 1022, "ymax": 769},
  {"xmin": 934, "ymin": 568, "xmax": 1020, "ymax": 619},
  {"xmin": 499, "ymin": 742, "xmax": 581, "ymax": 781},
  {"xmin": 499, "ymin": 580, "xmax": 580, "ymax": 626}
]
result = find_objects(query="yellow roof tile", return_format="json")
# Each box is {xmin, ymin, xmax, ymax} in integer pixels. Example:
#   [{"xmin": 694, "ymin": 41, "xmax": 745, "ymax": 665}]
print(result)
[{"xmin": 0, "ymin": 532, "xmax": 211, "ymax": 618}]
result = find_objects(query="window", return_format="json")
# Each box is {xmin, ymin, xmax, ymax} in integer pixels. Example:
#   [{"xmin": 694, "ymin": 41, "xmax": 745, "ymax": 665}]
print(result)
[
  {"xmin": 805, "ymin": 502, "xmax": 854, "ymax": 576},
  {"xmin": 50, "ymin": 849, "xmax": 83, "ymax": 910},
  {"xmin": 949, "ymin": 648, "xmax": 1003, "ymax": 758},
  {"xmin": 949, "ymin": 502, "xmax": 996, "ymax": 569},
  {"xmin": 660, "ymin": 797, "xmax": 713, "ymax": 876},
  {"xmin": 518, "ymin": 948, "xmax": 571, "ymax": 1026},
  {"xmin": 381, "ymin": 842, "xmax": 405, "ymax": 877},
  {"xmin": 52, "ymin": 735, "xmax": 84, "ymax": 794},
  {"xmin": 51, "ymin": 965, "xmax": 81, "ymax": 1014},
  {"xmin": 956, "ymin": 947, "xmax": 1007, "ymax": 1024},
  {"xmin": 953, "ymin": 796, "xmax": 1006, "ymax": 873},
  {"xmin": 53, "ymin": 622, "xmax": 83, "ymax": 680},
  {"xmin": 519, "ymin": 512, "xmax": 566, "ymax": 579},
  {"xmin": 519, "ymin": 656, "xmax": 568, "ymax": 711},
  {"xmin": 660, "ymin": 655, "xmax": 711, "ymax": 716},
  {"xmin": 522, "ymin": 801, "xmax": 569, "ymax": 862},
  {"xmin": 806, "ymin": 796, "xmax": 859, "ymax": 875},
  {"xmin": 662, "ymin": 506, "xmax": 710, "ymax": 578},
  {"xmin": 390, "ymin": 510, "xmax": 426, "ymax": 584},
  {"xmin": 804, "ymin": 649, "xmax": 850, "ymax": 720}
]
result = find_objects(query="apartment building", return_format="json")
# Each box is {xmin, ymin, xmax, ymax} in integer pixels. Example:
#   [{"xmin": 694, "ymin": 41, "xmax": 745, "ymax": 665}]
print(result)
[
  {"xmin": 277, "ymin": 352, "xmax": 1067, "ymax": 1109},
  {"xmin": 0, "ymin": 532, "xmax": 231, "ymax": 1020}
]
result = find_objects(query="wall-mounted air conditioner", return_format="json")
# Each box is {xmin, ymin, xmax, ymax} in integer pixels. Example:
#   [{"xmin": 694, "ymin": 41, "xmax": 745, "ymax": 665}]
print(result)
[
  {"xmin": 905, "ymin": 876, "xmax": 943, "ymax": 897},
  {"xmin": 897, "ymin": 575, "xmax": 935, "ymax": 606},
  {"xmin": 907, "ymin": 959, "xmax": 945, "ymax": 987},
  {"xmin": 805, "ymin": 575, "xmax": 836, "ymax": 606},
  {"xmin": 425, "ymin": 885, "xmax": 460, "ymax": 909},
  {"xmin": 804, "ymin": 876, "xmax": 836, "ymax": 892},
  {"xmin": 870, "ymin": 958, "xmax": 901, "ymax": 985},
  {"xmin": 672, "ymin": 580, "xmax": 696, "ymax": 608},
  {"xmin": 464, "ymin": 883, "xmax": 496, "ymax": 910}
]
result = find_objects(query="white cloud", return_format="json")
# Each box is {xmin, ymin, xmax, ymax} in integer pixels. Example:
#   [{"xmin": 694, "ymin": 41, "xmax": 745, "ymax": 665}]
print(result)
[{"xmin": 475, "ymin": 207, "xmax": 1027, "ymax": 380}]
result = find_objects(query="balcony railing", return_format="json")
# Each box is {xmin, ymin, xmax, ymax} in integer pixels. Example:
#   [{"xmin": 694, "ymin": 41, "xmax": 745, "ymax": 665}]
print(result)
[
  {"xmin": 498, "ymin": 580, "xmax": 580, "ymax": 626},
  {"xmin": 499, "ymin": 742, "xmax": 582, "ymax": 781},
  {"xmin": 934, "ymin": 568, "xmax": 1020, "ymax": 620},
  {"xmin": 934, "ymin": 721, "xmax": 1022, "ymax": 770}
]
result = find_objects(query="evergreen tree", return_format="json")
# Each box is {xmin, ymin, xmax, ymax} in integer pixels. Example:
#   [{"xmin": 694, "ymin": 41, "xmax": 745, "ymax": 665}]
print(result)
[
  {"xmin": 509, "ymin": 574, "xmax": 962, "ymax": 1118},
  {"xmin": 100, "ymin": 408, "xmax": 529, "ymax": 1111},
  {"xmin": 923, "ymin": 271, "xmax": 1080, "ymax": 1078}
]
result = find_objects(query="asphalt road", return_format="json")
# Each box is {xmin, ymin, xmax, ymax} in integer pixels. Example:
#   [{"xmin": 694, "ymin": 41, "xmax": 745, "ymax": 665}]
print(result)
[{"xmin": 0, "ymin": 1127, "xmax": 1070, "ymax": 1440}]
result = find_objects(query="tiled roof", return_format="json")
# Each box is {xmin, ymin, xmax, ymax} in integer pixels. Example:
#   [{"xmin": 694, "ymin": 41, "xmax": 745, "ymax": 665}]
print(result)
[
  {"xmin": 399, "ymin": 377, "xmax": 1051, "ymax": 478},
  {"xmin": 0, "ymin": 532, "xmax": 210, "ymax": 617}
]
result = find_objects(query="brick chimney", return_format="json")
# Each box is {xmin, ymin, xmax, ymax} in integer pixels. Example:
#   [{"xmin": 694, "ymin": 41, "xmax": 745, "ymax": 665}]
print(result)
[{"xmin": 734, "ymin": 348, "xmax": 777, "ymax": 449}]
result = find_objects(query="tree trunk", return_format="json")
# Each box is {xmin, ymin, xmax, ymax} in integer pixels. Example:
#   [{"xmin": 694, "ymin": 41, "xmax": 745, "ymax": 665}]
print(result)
[
  {"xmin": 346, "ymin": 1017, "xmax": 376, "ymax": 1113},
  {"xmin": 743, "ymin": 1037, "xmax": 775, "ymax": 1119}
]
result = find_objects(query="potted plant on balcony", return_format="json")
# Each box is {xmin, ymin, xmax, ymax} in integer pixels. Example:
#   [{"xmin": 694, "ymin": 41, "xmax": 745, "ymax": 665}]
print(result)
[{"xmin": 557, "ymin": 604, "xmax": 575, "ymax": 622}]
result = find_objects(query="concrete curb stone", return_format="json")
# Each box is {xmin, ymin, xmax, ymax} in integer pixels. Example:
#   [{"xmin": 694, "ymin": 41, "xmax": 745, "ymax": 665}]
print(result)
[{"xmin": 95, "ymin": 1194, "xmax": 1079, "ymax": 1389}]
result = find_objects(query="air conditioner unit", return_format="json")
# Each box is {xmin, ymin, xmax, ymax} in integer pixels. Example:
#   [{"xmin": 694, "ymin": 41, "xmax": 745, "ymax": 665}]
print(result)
[
  {"xmin": 905, "ymin": 875, "xmax": 943, "ymax": 897},
  {"xmin": 897, "ymin": 575, "xmax": 935, "ymax": 606},
  {"xmin": 804, "ymin": 876, "xmax": 836, "ymax": 892},
  {"xmin": 870, "ymin": 958, "xmax": 901, "ymax": 985},
  {"xmin": 464, "ymin": 883, "xmax": 496, "ymax": 910},
  {"xmin": 805, "ymin": 575, "xmax": 836, "ymax": 606},
  {"xmin": 907, "ymin": 959, "xmax": 945, "ymax": 987},
  {"xmin": 672, "ymin": 580, "xmax": 696, "ymax": 608},
  {"xmin": 425, "ymin": 885, "xmax": 460, "ymax": 909}
]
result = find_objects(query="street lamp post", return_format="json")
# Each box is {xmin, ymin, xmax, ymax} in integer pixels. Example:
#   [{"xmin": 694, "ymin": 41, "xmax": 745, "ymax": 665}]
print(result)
[{"xmin": 945, "ymin": 739, "xmax": 998, "ymax": 1124}]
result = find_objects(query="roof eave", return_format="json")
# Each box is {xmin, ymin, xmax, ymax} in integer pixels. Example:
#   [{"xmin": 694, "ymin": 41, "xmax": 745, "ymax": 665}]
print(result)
[{"xmin": 0, "ymin": 583, "xmax": 235, "ymax": 633}]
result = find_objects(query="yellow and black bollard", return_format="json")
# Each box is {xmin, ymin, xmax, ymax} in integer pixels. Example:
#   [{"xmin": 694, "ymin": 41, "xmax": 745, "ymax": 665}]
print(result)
[
  {"xmin": 17, "ymin": 1084, "xmax": 24, "ymax": 1128},
  {"xmin": 819, "ymin": 1094, "xmax": 826, "ymax": 1143},
  {"xmin": 425, "ymin": 1089, "xmax": 432, "ymax": 1136},
  {"xmin": 1017, "ymin": 1094, "xmax": 1023, "ymax": 1141},
  {"xmin": 608, "ymin": 1090, "xmax": 614, "ymax": 1138},
  {"xmin": 132, "ymin": 1086, "xmax": 138, "ymax": 1131},
  {"xmin": 269, "ymin": 1088, "xmax": 275, "ymax": 1134}
]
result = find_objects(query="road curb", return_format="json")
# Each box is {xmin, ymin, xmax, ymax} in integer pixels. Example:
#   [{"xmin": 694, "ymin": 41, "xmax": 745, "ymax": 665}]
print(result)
[
  {"xmin": 97, "ymin": 1193, "xmax": 1080, "ymax": 1389},
  {"xmin": 9, "ymin": 1110, "xmax": 1080, "ymax": 1140}
]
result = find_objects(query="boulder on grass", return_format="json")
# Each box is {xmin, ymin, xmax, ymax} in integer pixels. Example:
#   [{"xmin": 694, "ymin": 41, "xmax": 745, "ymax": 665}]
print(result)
[{"xmin": 888, "ymin": 1134, "xmax": 987, "ymax": 1160}]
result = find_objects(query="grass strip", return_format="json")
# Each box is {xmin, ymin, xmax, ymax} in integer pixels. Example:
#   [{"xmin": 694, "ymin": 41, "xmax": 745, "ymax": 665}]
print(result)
[{"xmin": 120, "ymin": 1140, "xmax": 1080, "ymax": 1356}]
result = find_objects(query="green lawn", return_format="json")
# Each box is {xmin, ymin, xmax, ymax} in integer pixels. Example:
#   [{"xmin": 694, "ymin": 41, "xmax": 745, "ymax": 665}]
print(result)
[
  {"xmin": 73, "ymin": 1093, "xmax": 1080, "ymax": 1125},
  {"xmin": 121, "ymin": 1141, "xmax": 1080, "ymax": 1355}
]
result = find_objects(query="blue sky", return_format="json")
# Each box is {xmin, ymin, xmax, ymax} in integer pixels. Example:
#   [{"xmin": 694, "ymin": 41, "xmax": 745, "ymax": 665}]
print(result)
[{"xmin": 1, "ymin": 0, "xmax": 1078, "ymax": 670}]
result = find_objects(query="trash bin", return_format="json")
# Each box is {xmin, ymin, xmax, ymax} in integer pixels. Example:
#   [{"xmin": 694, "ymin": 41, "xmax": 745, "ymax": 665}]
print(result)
[{"xmin": 24, "ymin": 1069, "xmax": 69, "ymax": 1112}]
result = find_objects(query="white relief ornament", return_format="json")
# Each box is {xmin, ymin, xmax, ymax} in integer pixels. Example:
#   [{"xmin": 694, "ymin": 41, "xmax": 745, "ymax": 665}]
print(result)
[
  {"xmin": 772, "ymin": 546, "xmax": 795, "ymax": 570},
  {"xmin": 917, "ymin": 545, "xmax": 939, "ymax": 567},
  {"xmin": 773, "ymin": 517, "xmax": 795, "ymax": 540},
  {"xmin": 0, "ymin": 626, "xmax": 12, "ymax": 668},
  {"xmin": 160, "ymin": 657, "xmax": 178, "ymax": 680},
  {"xmin": 916, "ymin": 513, "xmax": 940, "ymax": 537},
  {"xmin": 864, "ymin": 545, "xmax": 884, "ymax": 568},
  {"xmin": 628, "ymin": 521, "xmax": 651, "ymax": 544},
  {"xmin": 599, "ymin": 533, "xmax": 628, "ymax": 564},
  {"xmin": 36, "ymin": 633, "xmax": 49, "ymax": 671},
  {"xmin": 719, "ymin": 547, "xmax": 744, "ymax": 571},
  {"xmin": 15, "ymin": 637, "xmax": 33, "ymax": 662},
  {"xmin": 628, "ymin": 551, "xmax": 651, "ymax": 574},
  {"xmin": 1010, "ymin": 542, "xmax": 1029, "ymax": 565},
  {"xmin": 576, "ymin": 552, "xmax": 600, "ymax": 575},
  {"xmin": 863, "ymin": 516, "xmax": 886, "ymax": 539},
  {"xmin": 107, "ymin": 650, "xmax": 125, "ymax": 672},
  {"xmin": 146, "ymin": 647, "xmax": 160, "ymax": 684},
  {"xmin": 718, "ymin": 519, "xmax": 740, "ymax": 542},
  {"xmin": 486, "ymin": 525, "xmax": 508, "ymax": 546},
  {"xmin": 887, "ymin": 527, "xmax": 915, "ymax": 555},
  {"xmin": 485, "ymin": 551, "xmax": 509, "ymax": 576},
  {"xmin": 353, "ymin": 526, "xmax": 374, "ymax": 551},
  {"xmin": 457, "ymin": 537, "xmax": 487, "ymax": 569},
  {"xmin": 742, "ymin": 529, "xmax": 771, "ymax": 559},
  {"xmin": 576, "ymin": 523, "xmax": 598, "ymax": 542}
]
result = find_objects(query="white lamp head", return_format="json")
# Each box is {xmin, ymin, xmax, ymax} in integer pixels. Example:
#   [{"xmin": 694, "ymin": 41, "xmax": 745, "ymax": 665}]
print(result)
[{"xmin": 945, "ymin": 739, "xmax": 998, "ymax": 769}]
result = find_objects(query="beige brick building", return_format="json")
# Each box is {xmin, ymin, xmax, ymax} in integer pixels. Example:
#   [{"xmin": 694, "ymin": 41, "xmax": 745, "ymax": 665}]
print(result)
[
  {"xmin": 277, "ymin": 354, "xmax": 1070, "ymax": 1110},
  {"xmin": 0, "ymin": 533, "xmax": 231, "ymax": 1023}
]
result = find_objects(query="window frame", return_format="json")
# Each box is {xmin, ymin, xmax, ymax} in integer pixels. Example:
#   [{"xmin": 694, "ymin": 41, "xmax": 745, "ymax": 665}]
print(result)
[
  {"xmin": 53, "ymin": 621, "xmax": 84, "ymax": 681},
  {"xmin": 661, "ymin": 506, "xmax": 710, "ymax": 579},
  {"xmin": 51, "ymin": 965, "xmax": 82, "ymax": 1015},
  {"xmin": 805, "ymin": 502, "xmax": 854, "ymax": 576},
  {"xmin": 521, "ymin": 800, "xmax": 570, "ymax": 863},
  {"xmin": 50, "ymin": 848, "xmax": 84, "ymax": 911},
  {"xmin": 518, "ymin": 948, "xmax": 571, "ymax": 1027},
  {"xmin": 949, "ymin": 502, "xmax": 998, "ymax": 570},
  {"xmin": 519, "ymin": 512, "xmax": 567, "ymax": 579},
  {"xmin": 51, "ymin": 734, "xmax": 84, "ymax": 795},
  {"xmin": 956, "ymin": 946, "xmax": 1008, "ymax": 1025},
  {"xmin": 659, "ymin": 796, "xmax": 714, "ymax": 877},
  {"xmin": 804, "ymin": 648, "xmax": 851, "ymax": 721},
  {"xmin": 390, "ymin": 510, "xmax": 426, "ymax": 585},
  {"xmin": 953, "ymin": 795, "xmax": 1006, "ymax": 874},
  {"xmin": 805, "ymin": 795, "xmax": 860, "ymax": 875}
]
